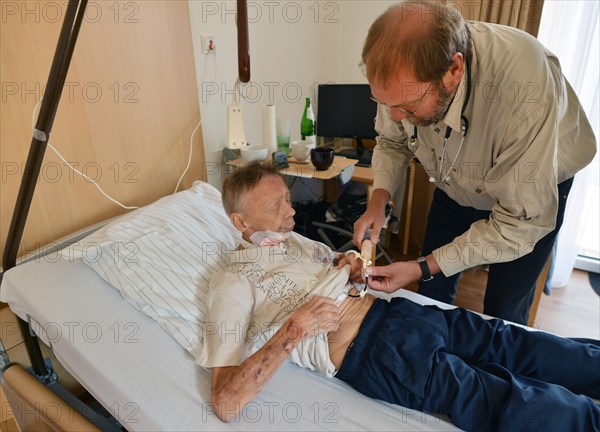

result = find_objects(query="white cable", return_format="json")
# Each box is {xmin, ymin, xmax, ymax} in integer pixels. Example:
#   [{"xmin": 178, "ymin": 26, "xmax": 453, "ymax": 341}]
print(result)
[
  {"xmin": 31, "ymin": 50, "xmax": 217, "ymax": 206},
  {"xmin": 173, "ymin": 120, "xmax": 201, "ymax": 194},
  {"xmin": 49, "ymin": 141, "xmax": 140, "ymax": 209},
  {"xmin": 32, "ymin": 101, "xmax": 139, "ymax": 209},
  {"xmin": 173, "ymin": 51, "xmax": 217, "ymax": 193}
]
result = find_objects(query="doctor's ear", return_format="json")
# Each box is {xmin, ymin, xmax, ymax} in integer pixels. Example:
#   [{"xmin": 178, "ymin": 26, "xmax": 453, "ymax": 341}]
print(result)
[{"xmin": 443, "ymin": 52, "xmax": 465, "ymax": 88}]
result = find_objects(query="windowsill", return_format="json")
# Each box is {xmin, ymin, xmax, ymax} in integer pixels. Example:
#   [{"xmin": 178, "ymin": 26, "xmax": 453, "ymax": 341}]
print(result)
[{"xmin": 575, "ymin": 255, "xmax": 600, "ymax": 274}]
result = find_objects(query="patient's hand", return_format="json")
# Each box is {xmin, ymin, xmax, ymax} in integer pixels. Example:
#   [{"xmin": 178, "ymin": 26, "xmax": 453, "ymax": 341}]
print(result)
[
  {"xmin": 288, "ymin": 296, "xmax": 340, "ymax": 340},
  {"xmin": 336, "ymin": 253, "xmax": 365, "ymax": 282}
]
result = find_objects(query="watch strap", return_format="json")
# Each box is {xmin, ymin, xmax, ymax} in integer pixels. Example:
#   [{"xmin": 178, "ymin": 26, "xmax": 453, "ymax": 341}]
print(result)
[{"xmin": 417, "ymin": 256, "xmax": 433, "ymax": 282}]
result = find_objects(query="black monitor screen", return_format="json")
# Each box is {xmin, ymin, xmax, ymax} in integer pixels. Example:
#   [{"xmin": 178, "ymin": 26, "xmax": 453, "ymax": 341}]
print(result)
[{"xmin": 316, "ymin": 84, "xmax": 377, "ymax": 140}]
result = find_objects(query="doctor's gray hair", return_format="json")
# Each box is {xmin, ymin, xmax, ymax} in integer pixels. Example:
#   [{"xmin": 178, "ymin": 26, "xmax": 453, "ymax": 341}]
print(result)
[
  {"xmin": 222, "ymin": 162, "xmax": 282, "ymax": 216},
  {"xmin": 362, "ymin": 0, "xmax": 470, "ymax": 87}
]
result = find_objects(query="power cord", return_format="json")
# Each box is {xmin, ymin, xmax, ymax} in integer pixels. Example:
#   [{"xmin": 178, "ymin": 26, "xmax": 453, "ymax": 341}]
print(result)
[
  {"xmin": 30, "ymin": 51, "xmax": 217, "ymax": 209},
  {"xmin": 31, "ymin": 101, "xmax": 139, "ymax": 210},
  {"xmin": 175, "ymin": 50, "xmax": 218, "ymax": 193}
]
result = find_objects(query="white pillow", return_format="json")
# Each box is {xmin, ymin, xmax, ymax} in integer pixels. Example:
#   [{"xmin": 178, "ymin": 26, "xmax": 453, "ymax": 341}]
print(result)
[{"xmin": 67, "ymin": 181, "xmax": 241, "ymax": 359}]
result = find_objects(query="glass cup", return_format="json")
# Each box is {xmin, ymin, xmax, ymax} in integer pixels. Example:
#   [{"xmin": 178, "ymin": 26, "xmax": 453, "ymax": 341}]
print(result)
[{"xmin": 276, "ymin": 119, "xmax": 291, "ymax": 154}]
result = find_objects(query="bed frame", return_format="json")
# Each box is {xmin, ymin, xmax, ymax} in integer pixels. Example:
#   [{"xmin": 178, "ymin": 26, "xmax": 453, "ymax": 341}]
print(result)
[
  {"xmin": 2, "ymin": 0, "xmax": 88, "ymax": 381},
  {"xmin": 0, "ymin": 4, "xmax": 117, "ymax": 428}
]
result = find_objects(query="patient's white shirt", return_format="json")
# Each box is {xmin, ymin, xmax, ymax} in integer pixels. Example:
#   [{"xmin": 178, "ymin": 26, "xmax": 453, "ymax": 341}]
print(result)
[{"xmin": 196, "ymin": 232, "xmax": 350, "ymax": 377}]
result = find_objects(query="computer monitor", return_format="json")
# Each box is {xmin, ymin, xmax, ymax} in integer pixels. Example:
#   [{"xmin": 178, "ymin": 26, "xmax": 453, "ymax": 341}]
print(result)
[{"xmin": 316, "ymin": 84, "xmax": 378, "ymax": 167}]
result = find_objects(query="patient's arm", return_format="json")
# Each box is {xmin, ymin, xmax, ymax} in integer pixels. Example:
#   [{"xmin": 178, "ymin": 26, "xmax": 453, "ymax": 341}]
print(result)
[{"xmin": 210, "ymin": 296, "xmax": 340, "ymax": 422}]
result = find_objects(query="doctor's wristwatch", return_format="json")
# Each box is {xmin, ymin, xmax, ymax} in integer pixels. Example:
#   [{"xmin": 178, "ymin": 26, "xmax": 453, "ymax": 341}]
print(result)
[{"xmin": 417, "ymin": 256, "xmax": 434, "ymax": 282}]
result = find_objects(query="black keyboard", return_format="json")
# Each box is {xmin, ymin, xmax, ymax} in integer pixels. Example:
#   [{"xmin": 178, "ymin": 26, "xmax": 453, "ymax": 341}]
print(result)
[{"xmin": 336, "ymin": 149, "xmax": 372, "ymax": 167}]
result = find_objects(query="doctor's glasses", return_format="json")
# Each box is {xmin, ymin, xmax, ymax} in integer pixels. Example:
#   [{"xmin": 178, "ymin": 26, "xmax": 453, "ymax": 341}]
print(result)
[{"xmin": 371, "ymin": 83, "xmax": 433, "ymax": 116}]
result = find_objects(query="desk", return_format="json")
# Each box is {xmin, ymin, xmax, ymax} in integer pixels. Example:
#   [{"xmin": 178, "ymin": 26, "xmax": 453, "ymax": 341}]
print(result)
[
  {"xmin": 350, "ymin": 165, "xmax": 374, "ymax": 201},
  {"xmin": 226, "ymin": 156, "xmax": 357, "ymax": 180}
]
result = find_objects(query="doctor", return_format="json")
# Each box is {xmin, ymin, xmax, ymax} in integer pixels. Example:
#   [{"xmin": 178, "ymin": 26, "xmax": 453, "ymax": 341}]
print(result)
[{"xmin": 354, "ymin": 1, "xmax": 597, "ymax": 324}]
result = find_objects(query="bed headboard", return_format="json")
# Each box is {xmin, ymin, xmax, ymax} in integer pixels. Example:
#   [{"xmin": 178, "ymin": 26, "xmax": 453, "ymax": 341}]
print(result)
[{"xmin": 0, "ymin": 0, "xmax": 204, "ymax": 267}]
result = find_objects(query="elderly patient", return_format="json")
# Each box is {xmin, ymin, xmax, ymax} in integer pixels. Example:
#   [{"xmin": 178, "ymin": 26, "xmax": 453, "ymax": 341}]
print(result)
[{"xmin": 197, "ymin": 162, "xmax": 599, "ymax": 431}]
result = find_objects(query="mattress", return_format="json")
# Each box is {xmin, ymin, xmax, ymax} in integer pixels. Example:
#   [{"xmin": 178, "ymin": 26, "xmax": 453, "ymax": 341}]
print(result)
[{"xmin": 1, "ymin": 255, "xmax": 459, "ymax": 431}]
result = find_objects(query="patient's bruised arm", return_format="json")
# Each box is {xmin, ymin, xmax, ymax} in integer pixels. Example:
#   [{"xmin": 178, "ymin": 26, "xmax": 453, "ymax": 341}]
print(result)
[{"xmin": 210, "ymin": 296, "xmax": 340, "ymax": 422}]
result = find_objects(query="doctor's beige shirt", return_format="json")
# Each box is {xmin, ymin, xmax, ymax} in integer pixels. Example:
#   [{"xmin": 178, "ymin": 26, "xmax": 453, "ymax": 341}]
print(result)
[{"xmin": 372, "ymin": 22, "xmax": 596, "ymax": 277}]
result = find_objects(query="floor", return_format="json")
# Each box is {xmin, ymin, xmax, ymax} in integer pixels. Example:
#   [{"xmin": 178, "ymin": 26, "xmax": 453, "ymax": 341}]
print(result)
[{"xmin": 453, "ymin": 267, "xmax": 599, "ymax": 339}]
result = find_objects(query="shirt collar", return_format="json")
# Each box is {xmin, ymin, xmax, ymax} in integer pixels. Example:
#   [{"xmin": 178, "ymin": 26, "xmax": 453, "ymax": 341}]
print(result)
[{"xmin": 226, "ymin": 235, "xmax": 291, "ymax": 264}]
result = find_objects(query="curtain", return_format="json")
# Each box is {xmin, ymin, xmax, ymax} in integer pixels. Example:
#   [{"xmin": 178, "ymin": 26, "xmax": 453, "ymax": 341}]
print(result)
[
  {"xmin": 537, "ymin": 1, "xmax": 600, "ymax": 287},
  {"xmin": 449, "ymin": 0, "xmax": 544, "ymax": 35}
]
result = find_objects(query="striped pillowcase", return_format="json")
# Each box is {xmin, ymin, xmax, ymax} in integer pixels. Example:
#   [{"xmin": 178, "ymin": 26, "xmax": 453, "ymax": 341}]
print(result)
[{"xmin": 74, "ymin": 181, "xmax": 241, "ymax": 359}]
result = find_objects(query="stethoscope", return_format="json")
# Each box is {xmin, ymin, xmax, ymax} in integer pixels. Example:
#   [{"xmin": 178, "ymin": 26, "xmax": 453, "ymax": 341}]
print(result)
[{"xmin": 408, "ymin": 57, "xmax": 472, "ymax": 184}]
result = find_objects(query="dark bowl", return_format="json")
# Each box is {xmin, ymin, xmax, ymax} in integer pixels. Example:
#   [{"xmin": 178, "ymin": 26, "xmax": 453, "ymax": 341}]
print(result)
[{"xmin": 310, "ymin": 147, "xmax": 335, "ymax": 170}]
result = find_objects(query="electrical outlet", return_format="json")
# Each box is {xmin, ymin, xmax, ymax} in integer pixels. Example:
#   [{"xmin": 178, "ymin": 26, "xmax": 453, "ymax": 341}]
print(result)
[{"xmin": 201, "ymin": 34, "xmax": 215, "ymax": 54}]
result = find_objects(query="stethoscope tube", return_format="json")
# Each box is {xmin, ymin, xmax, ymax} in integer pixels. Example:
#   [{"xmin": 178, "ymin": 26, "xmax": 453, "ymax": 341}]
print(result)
[{"xmin": 409, "ymin": 55, "xmax": 472, "ymax": 184}]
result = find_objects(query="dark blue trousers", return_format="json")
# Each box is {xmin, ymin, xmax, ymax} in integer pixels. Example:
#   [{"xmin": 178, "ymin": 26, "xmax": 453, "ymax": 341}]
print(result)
[
  {"xmin": 336, "ymin": 298, "xmax": 600, "ymax": 432},
  {"xmin": 419, "ymin": 178, "xmax": 574, "ymax": 325}
]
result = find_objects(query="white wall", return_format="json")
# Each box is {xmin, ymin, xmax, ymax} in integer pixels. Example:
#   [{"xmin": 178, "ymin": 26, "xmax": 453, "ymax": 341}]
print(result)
[
  {"xmin": 338, "ymin": 1, "xmax": 395, "ymax": 83},
  {"xmin": 188, "ymin": 0, "xmax": 394, "ymax": 189}
]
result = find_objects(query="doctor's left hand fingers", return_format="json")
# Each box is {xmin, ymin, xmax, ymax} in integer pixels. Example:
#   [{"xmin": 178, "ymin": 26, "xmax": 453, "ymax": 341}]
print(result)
[
  {"xmin": 366, "ymin": 276, "xmax": 397, "ymax": 293},
  {"xmin": 366, "ymin": 263, "xmax": 405, "ymax": 293}
]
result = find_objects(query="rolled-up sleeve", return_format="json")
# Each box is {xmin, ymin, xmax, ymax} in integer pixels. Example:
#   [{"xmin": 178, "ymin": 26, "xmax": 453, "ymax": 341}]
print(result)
[
  {"xmin": 196, "ymin": 270, "xmax": 254, "ymax": 368},
  {"xmin": 434, "ymin": 102, "xmax": 559, "ymax": 276}
]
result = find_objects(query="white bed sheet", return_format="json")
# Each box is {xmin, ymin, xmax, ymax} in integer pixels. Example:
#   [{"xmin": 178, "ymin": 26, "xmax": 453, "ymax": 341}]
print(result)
[{"xmin": 1, "ymin": 255, "xmax": 460, "ymax": 431}]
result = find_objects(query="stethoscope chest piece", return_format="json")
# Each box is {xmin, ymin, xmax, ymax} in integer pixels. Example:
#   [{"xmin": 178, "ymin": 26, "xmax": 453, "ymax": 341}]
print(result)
[{"xmin": 408, "ymin": 134, "xmax": 418, "ymax": 151}]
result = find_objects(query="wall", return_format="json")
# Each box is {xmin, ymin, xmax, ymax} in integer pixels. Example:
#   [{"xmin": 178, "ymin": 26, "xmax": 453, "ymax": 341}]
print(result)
[
  {"xmin": 338, "ymin": 1, "xmax": 395, "ymax": 83},
  {"xmin": 188, "ymin": 0, "xmax": 396, "ymax": 189},
  {"xmin": 0, "ymin": 1, "xmax": 203, "ymax": 264},
  {"xmin": 189, "ymin": 0, "xmax": 339, "ymax": 188}
]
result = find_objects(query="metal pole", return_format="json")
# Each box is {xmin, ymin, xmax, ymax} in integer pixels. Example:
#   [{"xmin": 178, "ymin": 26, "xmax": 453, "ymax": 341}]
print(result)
[{"xmin": 2, "ymin": 0, "xmax": 88, "ymax": 377}]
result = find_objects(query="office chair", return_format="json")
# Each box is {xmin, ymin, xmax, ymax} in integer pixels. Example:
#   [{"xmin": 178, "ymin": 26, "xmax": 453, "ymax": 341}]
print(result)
[{"xmin": 311, "ymin": 184, "xmax": 396, "ymax": 264}]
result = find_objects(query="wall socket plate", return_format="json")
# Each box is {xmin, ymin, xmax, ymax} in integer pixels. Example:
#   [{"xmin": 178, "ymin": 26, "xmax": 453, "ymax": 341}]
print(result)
[{"xmin": 201, "ymin": 34, "xmax": 214, "ymax": 54}]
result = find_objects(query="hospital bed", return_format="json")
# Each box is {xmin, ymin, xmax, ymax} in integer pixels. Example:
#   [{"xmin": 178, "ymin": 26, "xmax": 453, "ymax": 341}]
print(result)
[{"xmin": 1, "ymin": 180, "xmax": 461, "ymax": 431}]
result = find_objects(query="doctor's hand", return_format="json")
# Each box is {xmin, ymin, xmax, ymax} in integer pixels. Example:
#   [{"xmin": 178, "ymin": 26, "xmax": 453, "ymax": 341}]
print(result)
[
  {"xmin": 366, "ymin": 261, "xmax": 422, "ymax": 294},
  {"xmin": 353, "ymin": 189, "xmax": 391, "ymax": 246}
]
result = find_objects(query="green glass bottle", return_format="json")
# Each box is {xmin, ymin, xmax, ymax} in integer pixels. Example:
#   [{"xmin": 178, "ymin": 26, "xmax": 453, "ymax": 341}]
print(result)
[{"xmin": 300, "ymin": 97, "xmax": 316, "ymax": 144}]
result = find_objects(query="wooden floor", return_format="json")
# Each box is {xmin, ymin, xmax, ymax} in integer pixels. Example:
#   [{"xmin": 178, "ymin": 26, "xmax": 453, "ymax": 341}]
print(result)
[{"xmin": 453, "ymin": 267, "xmax": 600, "ymax": 339}]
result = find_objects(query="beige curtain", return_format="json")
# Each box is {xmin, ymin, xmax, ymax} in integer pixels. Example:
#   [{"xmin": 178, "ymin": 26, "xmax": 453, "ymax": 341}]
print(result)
[{"xmin": 449, "ymin": 0, "xmax": 545, "ymax": 36}]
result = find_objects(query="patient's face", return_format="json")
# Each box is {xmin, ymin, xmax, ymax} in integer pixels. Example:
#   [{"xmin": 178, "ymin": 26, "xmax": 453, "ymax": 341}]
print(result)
[{"xmin": 238, "ymin": 175, "xmax": 295, "ymax": 238}]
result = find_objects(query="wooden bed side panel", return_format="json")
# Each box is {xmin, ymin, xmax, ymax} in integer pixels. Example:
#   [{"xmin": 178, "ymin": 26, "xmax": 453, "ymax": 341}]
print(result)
[
  {"xmin": 0, "ymin": 0, "xmax": 205, "ymax": 266},
  {"xmin": 1, "ymin": 364, "xmax": 99, "ymax": 431}
]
